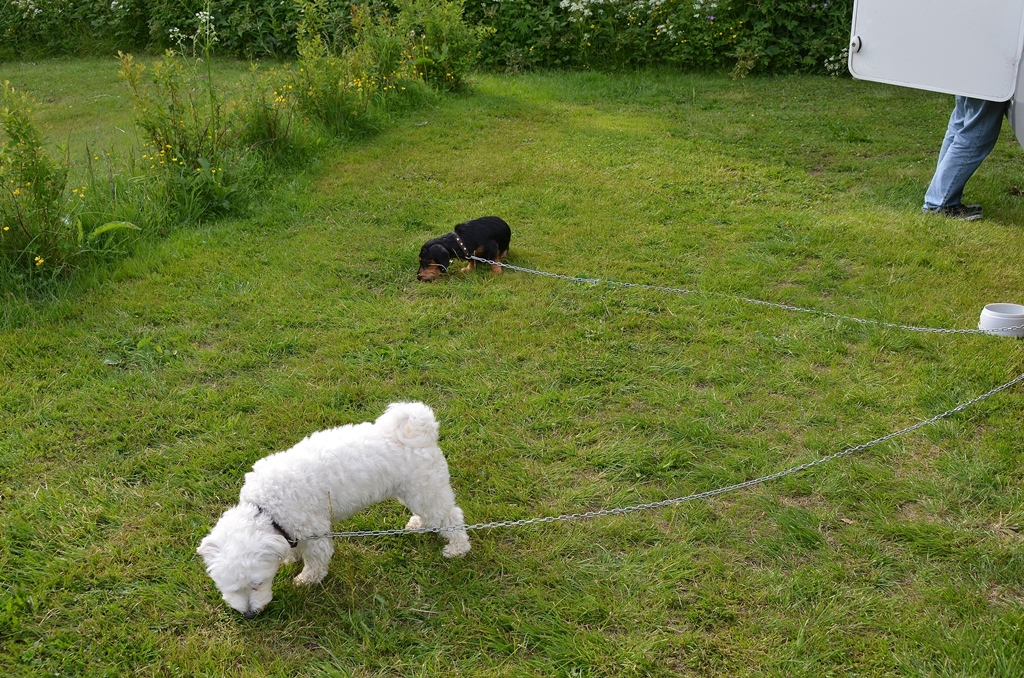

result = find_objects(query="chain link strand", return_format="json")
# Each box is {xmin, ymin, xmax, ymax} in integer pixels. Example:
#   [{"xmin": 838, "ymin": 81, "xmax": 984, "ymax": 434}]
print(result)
[
  {"xmin": 467, "ymin": 257, "xmax": 1024, "ymax": 336},
  {"xmin": 316, "ymin": 258, "xmax": 1024, "ymax": 540},
  {"xmin": 318, "ymin": 371, "xmax": 1024, "ymax": 540}
]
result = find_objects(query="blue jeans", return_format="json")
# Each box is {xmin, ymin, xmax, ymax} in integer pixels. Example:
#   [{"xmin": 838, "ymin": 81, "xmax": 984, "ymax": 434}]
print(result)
[{"xmin": 923, "ymin": 96, "xmax": 1009, "ymax": 211}]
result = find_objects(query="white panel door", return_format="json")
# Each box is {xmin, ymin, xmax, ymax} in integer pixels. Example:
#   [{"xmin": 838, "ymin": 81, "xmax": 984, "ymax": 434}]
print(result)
[{"xmin": 849, "ymin": 0, "xmax": 1024, "ymax": 102}]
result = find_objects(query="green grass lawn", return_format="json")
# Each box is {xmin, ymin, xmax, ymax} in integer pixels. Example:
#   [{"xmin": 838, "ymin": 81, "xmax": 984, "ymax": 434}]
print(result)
[{"xmin": 2, "ymin": 58, "xmax": 1024, "ymax": 676}]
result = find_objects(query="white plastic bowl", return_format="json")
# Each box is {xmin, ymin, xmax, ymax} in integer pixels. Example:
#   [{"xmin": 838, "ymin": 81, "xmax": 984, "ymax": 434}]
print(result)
[{"xmin": 978, "ymin": 303, "xmax": 1024, "ymax": 338}]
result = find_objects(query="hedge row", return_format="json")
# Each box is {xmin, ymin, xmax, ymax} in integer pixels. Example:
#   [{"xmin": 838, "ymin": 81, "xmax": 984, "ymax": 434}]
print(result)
[
  {"xmin": 2, "ymin": 0, "xmax": 853, "ymax": 74},
  {"xmin": 2, "ymin": 0, "xmax": 305, "ymax": 59}
]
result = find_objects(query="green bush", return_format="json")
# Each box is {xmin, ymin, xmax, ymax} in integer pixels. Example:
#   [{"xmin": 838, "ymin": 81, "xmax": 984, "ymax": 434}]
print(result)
[
  {"xmin": 0, "ymin": 81, "xmax": 74, "ymax": 279},
  {"xmin": 119, "ymin": 46, "xmax": 242, "ymax": 225},
  {"xmin": 146, "ymin": 0, "xmax": 306, "ymax": 59},
  {"xmin": 0, "ymin": 0, "xmax": 150, "ymax": 60},
  {"xmin": 0, "ymin": 82, "xmax": 138, "ymax": 287},
  {"xmin": 466, "ymin": 0, "xmax": 852, "ymax": 74},
  {"xmin": 561, "ymin": 0, "xmax": 745, "ymax": 70},
  {"xmin": 236, "ymin": 64, "xmax": 311, "ymax": 163},
  {"xmin": 463, "ymin": 0, "xmax": 575, "ymax": 71},
  {"xmin": 0, "ymin": 0, "xmax": 311, "ymax": 60},
  {"xmin": 349, "ymin": 3, "xmax": 411, "ymax": 101},
  {"xmin": 276, "ymin": 35, "xmax": 380, "ymax": 138},
  {"xmin": 734, "ymin": 0, "xmax": 853, "ymax": 75},
  {"xmin": 3, "ymin": 0, "xmax": 853, "ymax": 75},
  {"xmin": 278, "ymin": 0, "xmax": 478, "ymax": 135},
  {"xmin": 397, "ymin": 0, "xmax": 493, "ymax": 90}
]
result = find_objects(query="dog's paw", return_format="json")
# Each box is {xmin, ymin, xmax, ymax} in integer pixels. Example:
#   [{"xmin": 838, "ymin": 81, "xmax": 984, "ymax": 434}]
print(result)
[
  {"xmin": 283, "ymin": 548, "xmax": 301, "ymax": 565},
  {"xmin": 442, "ymin": 540, "xmax": 471, "ymax": 558},
  {"xmin": 405, "ymin": 515, "xmax": 424, "ymax": 530},
  {"xmin": 294, "ymin": 569, "xmax": 326, "ymax": 587}
]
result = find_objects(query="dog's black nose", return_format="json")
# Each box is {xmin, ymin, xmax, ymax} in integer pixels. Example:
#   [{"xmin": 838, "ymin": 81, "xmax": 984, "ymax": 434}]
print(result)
[{"xmin": 242, "ymin": 609, "xmax": 259, "ymax": 619}]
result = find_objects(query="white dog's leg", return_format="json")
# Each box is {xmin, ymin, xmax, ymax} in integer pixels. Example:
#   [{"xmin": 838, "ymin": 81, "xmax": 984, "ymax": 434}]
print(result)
[
  {"xmin": 293, "ymin": 538, "xmax": 334, "ymax": 586},
  {"xmin": 404, "ymin": 503, "xmax": 471, "ymax": 557},
  {"xmin": 438, "ymin": 506, "xmax": 471, "ymax": 558}
]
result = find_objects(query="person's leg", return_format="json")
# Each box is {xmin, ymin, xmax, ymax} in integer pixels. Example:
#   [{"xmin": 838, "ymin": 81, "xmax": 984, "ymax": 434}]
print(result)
[
  {"xmin": 933, "ymin": 99, "xmax": 963, "ymax": 168},
  {"xmin": 923, "ymin": 96, "xmax": 1007, "ymax": 212}
]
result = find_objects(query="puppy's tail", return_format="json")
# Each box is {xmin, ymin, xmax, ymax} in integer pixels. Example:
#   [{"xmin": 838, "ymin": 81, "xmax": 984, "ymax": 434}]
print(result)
[{"xmin": 377, "ymin": 401, "xmax": 439, "ymax": 447}]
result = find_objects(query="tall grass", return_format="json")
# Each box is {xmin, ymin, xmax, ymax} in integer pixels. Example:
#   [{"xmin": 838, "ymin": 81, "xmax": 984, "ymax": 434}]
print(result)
[{"xmin": 1, "ymin": 0, "xmax": 484, "ymax": 296}]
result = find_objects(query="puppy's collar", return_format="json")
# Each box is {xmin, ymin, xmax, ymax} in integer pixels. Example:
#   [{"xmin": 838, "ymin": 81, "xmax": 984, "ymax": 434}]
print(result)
[
  {"xmin": 452, "ymin": 232, "xmax": 471, "ymax": 258},
  {"xmin": 255, "ymin": 505, "xmax": 299, "ymax": 547}
]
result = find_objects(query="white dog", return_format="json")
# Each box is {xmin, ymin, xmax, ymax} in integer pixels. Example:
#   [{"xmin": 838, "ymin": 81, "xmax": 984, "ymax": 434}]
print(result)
[{"xmin": 197, "ymin": 402, "xmax": 471, "ymax": 617}]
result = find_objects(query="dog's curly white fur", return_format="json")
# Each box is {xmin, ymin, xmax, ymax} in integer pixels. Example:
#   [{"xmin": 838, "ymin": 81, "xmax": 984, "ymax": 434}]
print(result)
[{"xmin": 197, "ymin": 402, "xmax": 471, "ymax": 617}]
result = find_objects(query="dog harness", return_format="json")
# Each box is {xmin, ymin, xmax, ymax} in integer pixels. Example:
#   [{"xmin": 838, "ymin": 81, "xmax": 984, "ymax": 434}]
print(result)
[{"xmin": 256, "ymin": 505, "xmax": 299, "ymax": 547}]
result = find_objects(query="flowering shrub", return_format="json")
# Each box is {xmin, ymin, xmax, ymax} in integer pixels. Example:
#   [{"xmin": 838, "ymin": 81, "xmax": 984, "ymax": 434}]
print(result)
[
  {"xmin": 733, "ymin": 0, "xmax": 853, "ymax": 75},
  {"xmin": 0, "ymin": 81, "xmax": 73, "ymax": 278},
  {"xmin": 277, "ymin": 0, "xmax": 481, "ymax": 135},
  {"xmin": 147, "ymin": 0, "xmax": 307, "ymax": 58},
  {"xmin": 824, "ymin": 47, "xmax": 849, "ymax": 78},
  {"xmin": 467, "ymin": 0, "xmax": 852, "ymax": 73},
  {"xmin": 1, "ymin": 82, "xmax": 137, "ymax": 284},
  {"xmin": 237, "ymin": 64, "xmax": 304, "ymax": 161},
  {"xmin": 463, "ymin": 0, "xmax": 575, "ymax": 71},
  {"xmin": 276, "ymin": 34, "xmax": 380, "ymax": 138},
  {"xmin": 118, "ymin": 9, "xmax": 242, "ymax": 225},
  {"xmin": 0, "ymin": 0, "xmax": 149, "ymax": 59},
  {"xmin": 2, "ymin": 0, "xmax": 852, "ymax": 74},
  {"xmin": 553, "ymin": 0, "xmax": 743, "ymax": 69},
  {"xmin": 273, "ymin": 1, "xmax": 396, "ymax": 138},
  {"xmin": 397, "ymin": 0, "xmax": 494, "ymax": 91}
]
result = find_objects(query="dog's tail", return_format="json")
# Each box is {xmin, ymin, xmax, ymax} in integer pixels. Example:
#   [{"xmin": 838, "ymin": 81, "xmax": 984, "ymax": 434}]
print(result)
[{"xmin": 377, "ymin": 401, "xmax": 439, "ymax": 447}]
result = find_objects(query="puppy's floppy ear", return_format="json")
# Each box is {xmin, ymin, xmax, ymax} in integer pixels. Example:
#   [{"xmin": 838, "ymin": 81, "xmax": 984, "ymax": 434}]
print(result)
[{"xmin": 428, "ymin": 244, "xmax": 450, "ymax": 270}]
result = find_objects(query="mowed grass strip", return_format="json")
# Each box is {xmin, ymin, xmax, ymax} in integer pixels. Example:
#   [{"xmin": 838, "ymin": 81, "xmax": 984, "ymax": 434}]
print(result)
[{"xmin": 1, "ymin": 61, "xmax": 1023, "ymax": 676}]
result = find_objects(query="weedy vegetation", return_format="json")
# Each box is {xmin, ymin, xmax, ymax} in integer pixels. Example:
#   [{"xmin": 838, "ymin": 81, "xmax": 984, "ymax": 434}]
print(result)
[{"xmin": 1, "ymin": 0, "xmax": 482, "ymax": 295}]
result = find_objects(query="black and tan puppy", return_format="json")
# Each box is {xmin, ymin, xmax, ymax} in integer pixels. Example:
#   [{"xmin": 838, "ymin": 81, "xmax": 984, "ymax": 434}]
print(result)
[{"xmin": 417, "ymin": 216, "xmax": 511, "ymax": 282}]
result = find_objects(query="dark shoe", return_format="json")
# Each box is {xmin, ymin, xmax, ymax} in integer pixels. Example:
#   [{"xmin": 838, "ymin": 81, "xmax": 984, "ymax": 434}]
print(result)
[{"xmin": 939, "ymin": 204, "xmax": 983, "ymax": 221}]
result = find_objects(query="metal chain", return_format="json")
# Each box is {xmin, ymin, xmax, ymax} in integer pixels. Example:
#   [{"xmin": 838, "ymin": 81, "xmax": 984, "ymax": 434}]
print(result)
[
  {"xmin": 318, "ymin": 371, "xmax": 1024, "ymax": 539},
  {"xmin": 310, "ymin": 257, "xmax": 1024, "ymax": 540},
  {"xmin": 468, "ymin": 257, "xmax": 1024, "ymax": 336}
]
